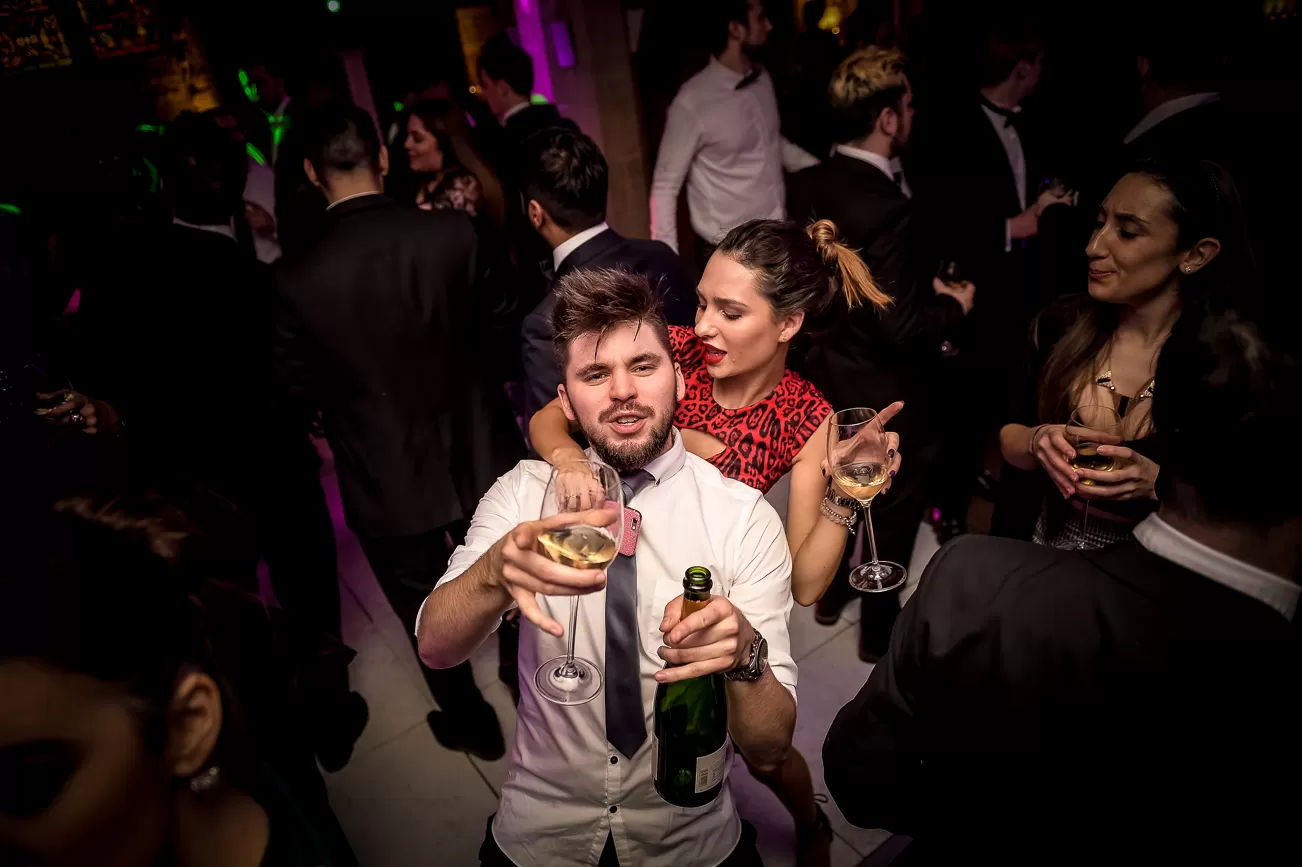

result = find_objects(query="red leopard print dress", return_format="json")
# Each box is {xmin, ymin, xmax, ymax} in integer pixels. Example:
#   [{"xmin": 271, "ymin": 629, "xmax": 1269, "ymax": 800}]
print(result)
[{"xmin": 670, "ymin": 325, "xmax": 831, "ymax": 494}]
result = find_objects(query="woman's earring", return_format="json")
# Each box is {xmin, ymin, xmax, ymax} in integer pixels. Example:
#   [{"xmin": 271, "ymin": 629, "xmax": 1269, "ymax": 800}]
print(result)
[{"xmin": 189, "ymin": 766, "xmax": 221, "ymax": 793}]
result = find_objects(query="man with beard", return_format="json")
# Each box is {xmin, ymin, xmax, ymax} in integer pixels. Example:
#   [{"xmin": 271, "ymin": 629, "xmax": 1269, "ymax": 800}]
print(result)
[
  {"xmin": 650, "ymin": 0, "xmax": 819, "ymax": 274},
  {"xmin": 417, "ymin": 268, "xmax": 796, "ymax": 867}
]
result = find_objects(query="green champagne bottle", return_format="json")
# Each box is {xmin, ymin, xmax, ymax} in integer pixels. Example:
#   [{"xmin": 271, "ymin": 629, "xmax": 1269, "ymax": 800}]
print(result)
[{"xmin": 652, "ymin": 566, "xmax": 729, "ymax": 808}]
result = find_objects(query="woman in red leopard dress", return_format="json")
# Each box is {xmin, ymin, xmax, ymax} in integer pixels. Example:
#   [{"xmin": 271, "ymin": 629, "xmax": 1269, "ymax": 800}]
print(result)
[{"xmin": 530, "ymin": 218, "xmax": 902, "ymax": 867}]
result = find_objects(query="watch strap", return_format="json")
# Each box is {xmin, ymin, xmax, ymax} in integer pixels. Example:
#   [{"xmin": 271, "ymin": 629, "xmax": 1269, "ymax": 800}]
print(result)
[{"xmin": 725, "ymin": 629, "xmax": 765, "ymax": 682}]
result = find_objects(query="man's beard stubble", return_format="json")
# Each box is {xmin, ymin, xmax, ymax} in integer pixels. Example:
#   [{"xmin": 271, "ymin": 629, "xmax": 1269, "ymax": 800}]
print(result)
[{"xmin": 582, "ymin": 400, "xmax": 677, "ymax": 473}]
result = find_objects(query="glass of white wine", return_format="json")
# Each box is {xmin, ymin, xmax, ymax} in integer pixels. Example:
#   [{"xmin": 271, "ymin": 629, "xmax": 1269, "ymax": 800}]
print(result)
[
  {"xmin": 1066, "ymin": 404, "xmax": 1122, "ymax": 551},
  {"xmin": 828, "ymin": 407, "xmax": 906, "ymax": 593},
  {"xmin": 534, "ymin": 459, "xmax": 625, "ymax": 706}
]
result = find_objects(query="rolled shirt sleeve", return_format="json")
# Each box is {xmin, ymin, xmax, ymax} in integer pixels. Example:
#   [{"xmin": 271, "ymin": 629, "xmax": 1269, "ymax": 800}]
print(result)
[
  {"xmin": 416, "ymin": 464, "xmax": 530, "ymax": 635},
  {"xmin": 728, "ymin": 496, "xmax": 798, "ymax": 702}
]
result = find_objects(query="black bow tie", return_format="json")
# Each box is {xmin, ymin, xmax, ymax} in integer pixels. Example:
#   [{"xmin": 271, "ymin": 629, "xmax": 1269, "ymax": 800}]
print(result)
[
  {"xmin": 735, "ymin": 66, "xmax": 762, "ymax": 90},
  {"xmin": 979, "ymin": 95, "xmax": 1022, "ymax": 128}
]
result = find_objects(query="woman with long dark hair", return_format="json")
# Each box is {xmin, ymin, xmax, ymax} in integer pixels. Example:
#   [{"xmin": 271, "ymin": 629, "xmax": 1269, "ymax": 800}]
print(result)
[
  {"xmin": 403, "ymin": 100, "xmax": 505, "ymax": 226},
  {"xmin": 0, "ymin": 496, "xmax": 356, "ymax": 867},
  {"xmin": 998, "ymin": 159, "xmax": 1252, "ymax": 548},
  {"xmin": 531, "ymin": 217, "xmax": 902, "ymax": 867}
]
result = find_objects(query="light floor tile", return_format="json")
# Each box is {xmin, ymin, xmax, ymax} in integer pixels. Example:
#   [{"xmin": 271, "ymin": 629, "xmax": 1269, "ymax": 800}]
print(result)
[
  {"xmin": 326, "ymin": 721, "xmax": 499, "ymax": 867},
  {"xmin": 341, "ymin": 622, "xmax": 436, "ymax": 760}
]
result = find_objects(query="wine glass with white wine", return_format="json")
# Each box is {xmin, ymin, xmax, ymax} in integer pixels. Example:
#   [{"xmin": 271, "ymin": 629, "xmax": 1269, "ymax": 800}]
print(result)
[
  {"xmin": 533, "ymin": 459, "xmax": 625, "ymax": 706},
  {"xmin": 1066, "ymin": 404, "xmax": 1122, "ymax": 551},
  {"xmin": 827, "ymin": 407, "xmax": 906, "ymax": 593}
]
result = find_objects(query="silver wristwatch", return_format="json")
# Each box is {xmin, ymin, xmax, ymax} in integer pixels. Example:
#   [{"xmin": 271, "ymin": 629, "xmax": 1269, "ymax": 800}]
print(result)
[{"xmin": 725, "ymin": 629, "xmax": 768, "ymax": 682}]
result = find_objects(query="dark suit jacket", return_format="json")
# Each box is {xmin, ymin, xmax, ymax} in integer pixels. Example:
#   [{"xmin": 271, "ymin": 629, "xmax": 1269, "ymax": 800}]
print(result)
[
  {"xmin": 824, "ymin": 534, "xmax": 1300, "ymax": 865},
  {"xmin": 520, "ymin": 228, "xmax": 693, "ymax": 422},
  {"xmin": 274, "ymin": 195, "xmax": 521, "ymax": 538},
  {"xmin": 911, "ymin": 97, "xmax": 1046, "ymax": 311},
  {"xmin": 786, "ymin": 153, "xmax": 964, "ymax": 447}
]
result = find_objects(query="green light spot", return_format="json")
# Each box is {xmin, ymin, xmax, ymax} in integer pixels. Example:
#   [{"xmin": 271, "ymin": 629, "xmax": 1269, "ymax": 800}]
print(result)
[
  {"xmin": 238, "ymin": 68, "xmax": 258, "ymax": 104},
  {"xmin": 246, "ymin": 143, "xmax": 268, "ymax": 166},
  {"xmin": 141, "ymin": 157, "xmax": 160, "ymax": 194},
  {"xmin": 530, "ymin": 93, "xmax": 549, "ymax": 105},
  {"xmin": 135, "ymin": 123, "xmax": 158, "ymax": 134},
  {"xmin": 393, "ymin": 101, "xmax": 404, "ymax": 113},
  {"xmin": 327, "ymin": 0, "xmax": 340, "ymax": 11},
  {"xmin": 0, "ymin": 203, "xmax": 21, "ymax": 215}
]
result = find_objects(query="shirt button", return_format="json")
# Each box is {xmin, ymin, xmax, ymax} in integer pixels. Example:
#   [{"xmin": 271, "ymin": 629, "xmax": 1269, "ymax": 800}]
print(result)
[
  {"xmin": 609, "ymin": 806, "xmax": 618, "ymax": 814},
  {"xmin": 610, "ymin": 756, "xmax": 618, "ymax": 765}
]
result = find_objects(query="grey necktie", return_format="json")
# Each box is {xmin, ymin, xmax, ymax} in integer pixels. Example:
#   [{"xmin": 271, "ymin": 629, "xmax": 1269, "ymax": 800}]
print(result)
[{"xmin": 605, "ymin": 469, "xmax": 654, "ymax": 759}]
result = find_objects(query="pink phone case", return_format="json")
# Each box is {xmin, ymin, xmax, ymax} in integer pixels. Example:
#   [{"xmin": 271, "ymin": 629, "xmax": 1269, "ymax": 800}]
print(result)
[{"xmin": 619, "ymin": 507, "xmax": 641, "ymax": 557}]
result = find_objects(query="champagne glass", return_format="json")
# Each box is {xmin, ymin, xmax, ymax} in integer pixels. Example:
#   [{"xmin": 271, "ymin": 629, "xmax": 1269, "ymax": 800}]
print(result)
[
  {"xmin": 936, "ymin": 259, "xmax": 964, "ymax": 288},
  {"xmin": 1066, "ymin": 404, "xmax": 1122, "ymax": 551},
  {"xmin": 828, "ymin": 407, "xmax": 906, "ymax": 593},
  {"xmin": 533, "ymin": 459, "xmax": 625, "ymax": 706}
]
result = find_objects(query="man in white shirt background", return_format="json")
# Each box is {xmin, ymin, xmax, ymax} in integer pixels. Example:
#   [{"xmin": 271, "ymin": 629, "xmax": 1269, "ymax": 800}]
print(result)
[
  {"xmin": 649, "ymin": 0, "xmax": 819, "ymax": 276},
  {"xmin": 418, "ymin": 268, "xmax": 796, "ymax": 867}
]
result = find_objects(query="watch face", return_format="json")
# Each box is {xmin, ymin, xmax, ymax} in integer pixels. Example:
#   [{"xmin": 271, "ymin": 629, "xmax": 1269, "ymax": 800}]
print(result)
[{"xmin": 755, "ymin": 637, "xmax": 768, "ymax": 672}]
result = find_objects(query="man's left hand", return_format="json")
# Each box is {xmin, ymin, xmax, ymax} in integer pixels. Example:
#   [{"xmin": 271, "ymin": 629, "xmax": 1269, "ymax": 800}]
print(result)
[{"xmin": 656, "ymin": 595, "xmax": 754, "ymax": 684}]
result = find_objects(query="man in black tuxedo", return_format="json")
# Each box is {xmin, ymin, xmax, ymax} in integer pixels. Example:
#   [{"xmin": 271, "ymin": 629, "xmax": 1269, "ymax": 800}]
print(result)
[
  {"xmin": 787, "ymin": 45, "xmax": 973, "ymax": 661},
  {"xmin": 519, "ymin": 127, "xmax": 693, "ymax": 424},
  {"xmin": 274, "ymin": 105, "xmax": 521, "ymax": 759},
  {"xmin": 823, "ymin": 308, "xmax": 1302, "ymax": 865},
  {"xmin": 477, "ymin": 34, "xmax": 579, "ymax": 155}
]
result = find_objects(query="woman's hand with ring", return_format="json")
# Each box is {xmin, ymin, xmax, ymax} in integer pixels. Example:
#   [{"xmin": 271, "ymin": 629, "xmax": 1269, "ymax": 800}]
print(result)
[{"xmin": 1071, "ymin": 446, "xmax": 1159, "ymax": 501}]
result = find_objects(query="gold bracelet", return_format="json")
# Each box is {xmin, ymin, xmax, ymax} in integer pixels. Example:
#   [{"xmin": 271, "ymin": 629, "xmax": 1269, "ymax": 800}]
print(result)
[{"xmin": 820, "ymin": 499, "xmax": 857, "ymax": 533}]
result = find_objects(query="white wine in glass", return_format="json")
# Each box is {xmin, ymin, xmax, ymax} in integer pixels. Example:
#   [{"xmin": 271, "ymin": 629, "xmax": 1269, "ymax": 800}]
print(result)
[
  {"xmin": 1066, "ymin": 404, "xmax": 1122, "ymax": 550},
  {"xmin": 533, "ymin": 459, "xmax": 625, "ymax": 706},
  {"xmin": 833, "ymin": 461, "xmax": 889, "ymax": 504},
  {"xmin": 828, "ymin": 408, "xmax": 906, "ymax": 593}
]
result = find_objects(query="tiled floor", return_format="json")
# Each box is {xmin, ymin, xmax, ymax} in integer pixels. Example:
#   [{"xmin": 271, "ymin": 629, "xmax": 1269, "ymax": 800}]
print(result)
[{"xmin": 314, "ymin": 457, "xmax": 941, "ymax": 867}]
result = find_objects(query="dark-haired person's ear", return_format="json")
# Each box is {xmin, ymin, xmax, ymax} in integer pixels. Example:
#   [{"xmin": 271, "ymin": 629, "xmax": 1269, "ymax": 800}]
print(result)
[
  {"xmin": 166, "ymin": 671, "xmax": 223, "ymax": 780},
  {"xmin": 674, "ymin": 362, "xmax": 686, "ymax": 404},
  {"xmin": 304, "ymin": 158, "xmax": 322, "ymax": 190},
  {"xmin": 378, "ymin": 145, "xmax": 390, "ymax": 179},
  {"xmin": 778, "ymin": 310, "xmax": 806, "ymax": 344},
  {"xmin": 528, "ymin": 200, "xmax": 546, "ymax": 232},
  {"xmin": 1178, "ymin": 237, "xmax": 1222, "ymax": 276},
  {"xmin": 728, "ymin": 19, "xmax": 747, "ymax": 45},
  {"xmin": 558, "ymin": 384, "xmax": 578, "ymax": 423}
]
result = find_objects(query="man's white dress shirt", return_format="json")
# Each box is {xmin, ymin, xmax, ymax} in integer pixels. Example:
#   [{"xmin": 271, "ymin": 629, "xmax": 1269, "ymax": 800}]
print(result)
[
  {"xmin": 1123, "ymin": 92, "xmax": 1221, "ymax": 145},
  {"xmin": 834, "ymin": 144, "xmax": 911, "ymax": 199},
  {"xmin": 501, "ymin": 101, "xmax": 532, "ymax": 124},
  {"xmin": 434, "ymin": 430, "xmax": 797, "ymax": 866},
  {"xmin": 1134, "ymin": 513, "xmax": 1298, "ymax": 620},
  {"xmin": 553, "ymin": 221, "xmax": 610, "ymax": 271},
  {"xmin": 650, "ymin": 57, "xmax": 820, "ymax": 252},
  {"xmin": 980, "ymin": 102, "xmax": 1027, "ymax": 253}
]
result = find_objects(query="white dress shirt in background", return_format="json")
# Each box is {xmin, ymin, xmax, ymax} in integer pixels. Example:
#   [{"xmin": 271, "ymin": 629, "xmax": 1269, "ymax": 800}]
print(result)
[
  {"xmin": 1123, "ymin": 91, "xmax": 1221, "ymax": 145},
  {"xmin": 834, "ymin": 144, "xmax": 911, "ymax": 199},
  {"xmin": 980, "ymin": 102, "xmax": 1027, "ymax": 253},
  {"xmin": 434, "ymin": 430, "xmax": 797, "ymax": 867},
  {"xmin": 1134, "ymin": 513, "xmax": 1298, "ymax": 620},
  {"xmin": 650, "ymin": 57, "xmax": 820, "ymax": 252},
  {"xmin": 553, "ymin": 221, "xmax": 610, "ymax": 271}
]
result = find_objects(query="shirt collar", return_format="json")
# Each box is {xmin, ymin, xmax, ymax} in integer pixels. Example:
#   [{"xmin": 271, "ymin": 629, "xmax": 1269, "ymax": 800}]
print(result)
[
  {"xmin": 1123, "ymin": 92, "xmax": 1220, "ymax": 144},
  {"xmin": 707, "ymin": 55, "xmax": 751, "ymax": 88},
  {"xmin": 834, "ymin": 144, "xmax": 896, "ymax": 180},
  {"xmin": 172, "ymin": 216, "xmax": 236, "ymax": 240},
  {"xmin": 1134, "ymin": 513, "xmax": 1299, "ymax": 620},
  {"xmin": 587, "ymin": 428, "xmax": 686, "ymax": 487},
  {"xmin": 326, "ymin": 190, "xmax": 382, "ymax": 211},
  {"xmin": 553, "ymin": 222, "xmax": 610, "ymax": 270},
  {"xmin": 501, "ymin": 101, "xmax": 531, "ymax": 122}
]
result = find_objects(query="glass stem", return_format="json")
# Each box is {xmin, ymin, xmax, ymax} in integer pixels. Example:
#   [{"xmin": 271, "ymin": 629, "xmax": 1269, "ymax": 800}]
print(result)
[
  {"xmin": 561, "ymin": 596, "xmax": 581, "ymax": 675},
  {"xmin": 864, "ymin": 505, "xmax": 881, "ymax": 566},
  {"xmin": 1079, "ymin": 501, "xmax": 1091, "ymax": 550}
]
